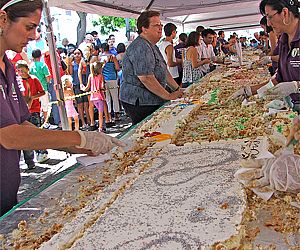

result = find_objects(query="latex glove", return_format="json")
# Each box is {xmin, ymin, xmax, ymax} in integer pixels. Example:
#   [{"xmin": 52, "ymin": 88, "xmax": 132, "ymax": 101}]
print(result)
[
  {"xmin": 229, "ymin": 86, "xmax": 252, "ymax": 100},
  {"xmin": 286, "ymin": 116, "xmax": 300, "ymax": 146},
  {"xmin": 259, "ymin": 56, "xmax": 271, "ymax": 65},
  {"xmin": 77, "ymin": 131, "xmax": 126, "ymax": 155},
  {"xmin": 267, "ymin": 81, "xmax": 300, "ymax": 98}
]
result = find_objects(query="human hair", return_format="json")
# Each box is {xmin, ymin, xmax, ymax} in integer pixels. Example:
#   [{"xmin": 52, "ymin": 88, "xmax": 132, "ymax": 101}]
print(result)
[
  {"xmin": 108, "ymin": 34, "xmax": 115, "ymax": 39},
  {"xmin": 61, "ymin": 75, "xmax": 73, "ymax": 89},
  {"xmin": 101, "ymin": 42, "xmax": 109, "ymax": 52},
  {"xmin": 259, "ymin": 0, "xmax": 299, "ymax": 18},
  {"xmin": 164, "ymin": 22, "xmax": 177, "ymax": 36},
  {"xmin": 15, "ymin": 60, "xmax": 29, "ymax": 69},
  {"xmin": 196, "ymin": 25, "xmax": 205, "ymax": 34},
  {"xmin": 137, "ymin": 10, "xmax": 160, "ymax": 34},
  {"xmin": 218, "ymin": 30, "xmax": 224, "ymax": 36},
  {"xmin": 179, "ymin": 33, "xmax": 187, "ymax": 43},
  {"xmin": 0, "ymin": 0, "xmax": 43, "ymax": 22},
  {"xmin": 90, "ymin": 61, "xmax": 103, "ymax": 76},
  {"xmin": 91, "ymin": 31, "xmax": 98, "ymax": 36},
  {"xmin": 202, "ymin": 28, "xmax": 216, "ymax": 38},
  {"xmin": 74, "ymin": 48, "xmax": 83, "ymax": 57},
  {"xmin": 32, "ymin": 49, "xmax": 42, "ymax": 59},
  {"xmin": 260, "ymin": 16, "xmax": 274, "ymax": 33},
  {"xmin": 186, "ymin": 31, "xmax": 200, "ymax": 47},
  {"xmin": 116, "ymin": 43, "xmax": 126, "ymax": 53}
]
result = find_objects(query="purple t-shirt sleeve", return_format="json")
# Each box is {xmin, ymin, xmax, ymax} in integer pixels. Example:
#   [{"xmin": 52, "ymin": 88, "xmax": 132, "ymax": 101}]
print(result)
[{"xmin": 0, "ymin": 76, "xmax": 30, "ymax": 128}]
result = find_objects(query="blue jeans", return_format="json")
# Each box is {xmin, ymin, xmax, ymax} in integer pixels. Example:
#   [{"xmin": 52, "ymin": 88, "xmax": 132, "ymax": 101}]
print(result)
[{"xmin": 48, "ymin": 79, "xmax": 61, "ymax": 125}]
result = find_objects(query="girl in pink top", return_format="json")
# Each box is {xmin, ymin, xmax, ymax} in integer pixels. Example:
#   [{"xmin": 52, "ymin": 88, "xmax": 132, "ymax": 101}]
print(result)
[
  {"xmin": 61, "ymin": 75, "xmax": 79, "ymax": 130},
  {"xmin": 84, "ymin": 62, "xmax": 110, "ymax": 132}
]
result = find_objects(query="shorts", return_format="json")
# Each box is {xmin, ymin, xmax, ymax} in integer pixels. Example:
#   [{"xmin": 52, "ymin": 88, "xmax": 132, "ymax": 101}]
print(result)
[
  {"xmin": 93, "ymin": 100, "xmax": 105, "ymax": 112},
  {"xmin": 73, "ymin": 85, "xmax": 88, "ymax": 104},
  {"xmin": 40, "ymin": 91, "xmax": 50, "ymax": 112}
]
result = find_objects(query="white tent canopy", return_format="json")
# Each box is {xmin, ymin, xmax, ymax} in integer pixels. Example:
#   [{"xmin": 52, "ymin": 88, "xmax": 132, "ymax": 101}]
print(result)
[{"xmin": 48, "ymin": 0, "xmax": 262, "ymax": 31}]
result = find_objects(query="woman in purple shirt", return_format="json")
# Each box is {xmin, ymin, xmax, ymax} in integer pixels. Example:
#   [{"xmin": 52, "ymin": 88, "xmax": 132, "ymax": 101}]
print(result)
[
  {"xmin": 231, "ymin": 0, "xmax": 300, "ymax": 108},
  {"xmin": 0, "ymin": 0, "xmax": 124, "ymax": 216}
]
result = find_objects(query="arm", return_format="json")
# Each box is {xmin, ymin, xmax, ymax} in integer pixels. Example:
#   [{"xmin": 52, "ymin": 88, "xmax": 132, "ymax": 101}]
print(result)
[
  {"xmin": 268, "ymin": 31, "xmax": 277, "ymax": 54},
  {"xmin": 31, "ymin": 90, "xmax": 45, "ymax": 100},
  {"xmin": 137, "ymin": 75, "xmax": 182, "ymax": 100},
  {"xmin": 83, "ymin": 75, "xmax": 91, "ymax": 91},
  {"xmin": 250, "ymin": 75, "xmax": 278, "ymax": 94},
  {"xmin": 0, "ymin": 121, "xmax": 81, "ymax": 150},
  {"xmin": 166, "ymin": 70, "xmax": 180, "ymax": 91},
  {"xmin": 229, "ymin": 44, "xmax": 237, "ymax": 53},
  {"xmin": 67, "ymin": 57, "xmax": 73, "ymax": 75},
  {"xmin": 78, "ymin": 60, "xmax": 84, "ymax": 86},
  {"xmin": 188, "ymin": 47, "xmax": 210, "ymax": 68},
  {"xmin": 165, "ymin": 45, "xmax": 181, "ymax": 67},
  {"xmin": 112, "ymin": 56, "xmax": 120, "ymax": 71}
]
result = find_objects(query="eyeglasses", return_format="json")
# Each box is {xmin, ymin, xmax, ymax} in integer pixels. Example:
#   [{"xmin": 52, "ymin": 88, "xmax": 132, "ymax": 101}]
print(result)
[
  {"xmin": 264, "ymin": 11, "xmax": 278, "ymax": 21},
  {"xmin": 150, "ymin": 23, "xmax": 163, "ymax": 28}
]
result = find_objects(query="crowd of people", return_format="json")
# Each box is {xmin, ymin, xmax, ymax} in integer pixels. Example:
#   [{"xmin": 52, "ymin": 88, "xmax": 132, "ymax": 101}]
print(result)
[{"xmin": 0, "ymin": 0, "xmax": 299, "ymax": 217}]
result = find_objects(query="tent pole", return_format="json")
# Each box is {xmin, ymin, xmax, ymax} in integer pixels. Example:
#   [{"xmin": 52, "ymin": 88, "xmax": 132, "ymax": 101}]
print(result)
[{"xmin": 42, "ymin": 0, "xmax": 69, "ymax": 130}]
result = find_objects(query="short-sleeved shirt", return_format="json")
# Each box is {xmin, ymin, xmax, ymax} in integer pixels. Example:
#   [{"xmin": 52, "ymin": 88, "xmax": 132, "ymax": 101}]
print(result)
[
  {"xmin": 174, "ymin": 42, "xmax": 186, "ymax": 59},
  {"xmin": 120, "ymin": 36, "xmax": 168, "ymax": 106},
  {"xmin": 29, "ymin": 61, "xmax": 50, "ymax": 91},
  {"xmin": 200, "ymin": 41, "xmax": 216, "ymax": 74},
  {"xmin": 0, "ymin": 54, "xmax": 30, "ymax": 216},
  {"xmin": 44, "ymin": 50, "xmax": 65, "ymax": 79},
  {"xmin": 276, "ymin": 20, "xmax": 300, "ymax": 102},
  {"xmin": 22, "ymin": 76, "xmax": 44, "ymax": 113},
  {"xmin": 217, "ymin": 37, "xmax": 229, "ymax": 54}
]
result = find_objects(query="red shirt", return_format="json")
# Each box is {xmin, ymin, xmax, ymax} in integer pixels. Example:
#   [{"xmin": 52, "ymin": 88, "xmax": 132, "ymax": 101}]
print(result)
[
  {"xmin": 22, "ymin": 76, "xmax": 44, "ymax": 113},
  {"xmin": 44, "ymin": 50, "xmax": 65, "ymax": 78}
]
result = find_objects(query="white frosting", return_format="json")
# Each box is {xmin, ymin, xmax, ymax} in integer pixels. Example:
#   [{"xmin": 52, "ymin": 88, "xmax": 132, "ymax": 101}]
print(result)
[{"xmin": 40, "ymin": 142, "xmax": 246, "ymax": 249}]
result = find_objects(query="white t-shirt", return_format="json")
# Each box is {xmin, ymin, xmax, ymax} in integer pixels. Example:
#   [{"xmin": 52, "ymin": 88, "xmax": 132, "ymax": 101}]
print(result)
[
  {"xmin": 200, "ymin": 41, "xmax": 216, "ymax": 74},
  {"xmin": 158, "ymin": 40, "xmax": 179, "ymax": 78}
]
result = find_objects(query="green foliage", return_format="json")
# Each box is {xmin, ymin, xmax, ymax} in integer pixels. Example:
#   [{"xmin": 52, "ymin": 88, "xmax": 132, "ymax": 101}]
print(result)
[{"xmin": 92, "ymin": 16, "xmax": 136, "ymax": 35}]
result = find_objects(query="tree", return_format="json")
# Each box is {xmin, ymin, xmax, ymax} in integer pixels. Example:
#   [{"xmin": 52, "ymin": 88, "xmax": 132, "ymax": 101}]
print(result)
[
  {"xmin": 76, "ymin": 11, "xmax": 87, "ymax": 46},
  {"xmin": 92, "ymin": 16, "xmax": 136, "ymax": 36}
]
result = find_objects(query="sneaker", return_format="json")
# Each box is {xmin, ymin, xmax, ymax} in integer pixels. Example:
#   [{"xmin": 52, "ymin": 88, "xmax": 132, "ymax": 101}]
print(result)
[
  {"xmin": 90, "ymin": 124, "xmax": 97, "ymax": 131},
  {"xmin": 37, "ymin": 153, "xmax": 49, "ymax": 163},
  {"xmin": 98, "ymin": 127, "xmax": 106, "ymax": 132},
  {"xmin": 81, "ymin": 124, "xmax": 90, "ymax": 131},
  {"xmin": 27, "ymin": 164, "xmax": 36, "ymax": 170},
  {"xmin": 105, "ymin": 121, "xmax": 115, "ymax": 128},
  {"xmin": 43, "ymin": 123, "xmax": 50, "ymax": 129}
]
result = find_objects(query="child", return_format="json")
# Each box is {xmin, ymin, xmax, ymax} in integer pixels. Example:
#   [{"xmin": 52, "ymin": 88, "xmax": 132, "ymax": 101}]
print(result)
[
  {"xmin": 15, "ymin": 60, "xmax": 48, "ymax": 166},
  {"xmin": 61, "ymin": 75, "xmax": 79, "ymax": 131},
  {"xmin": 30, "ymin": 49, "xmax": 51, "ymax": 127},
  {"xmin": 84, "ymin": 62, "xmax": 110, "ymax": 132}
]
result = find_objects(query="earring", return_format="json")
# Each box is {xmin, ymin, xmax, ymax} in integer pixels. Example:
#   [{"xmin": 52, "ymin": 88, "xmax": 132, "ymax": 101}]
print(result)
[{"xmin": 283, "ymin": 18, "xmax": 291, "ymax": 25}]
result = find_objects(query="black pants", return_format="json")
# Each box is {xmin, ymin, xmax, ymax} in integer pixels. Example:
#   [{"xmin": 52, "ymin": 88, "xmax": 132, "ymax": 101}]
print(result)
[
  {"xmin": 121, "ymin": 101, "xmax": 162, "ymax": 125},
  {"xmin": 23, "ymin": 112, "xmax": 47, "ymax": 165}
]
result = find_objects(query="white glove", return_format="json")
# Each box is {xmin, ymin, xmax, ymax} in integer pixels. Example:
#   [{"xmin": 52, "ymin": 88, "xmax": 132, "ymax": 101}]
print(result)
[
  {"xmin": 259, "ymin": 56, "xmax": 271, "ymax": 65},
  {"xmin": 77, "ymin": 131, "xmax": 126, "ymax": 155},
  {"xmin": 267, "ymin": 81, "xmax": 300, "ymax": 98},
  {"xmin": 229, "ymin": 86, "xmax": 252, "ymax": 100}
]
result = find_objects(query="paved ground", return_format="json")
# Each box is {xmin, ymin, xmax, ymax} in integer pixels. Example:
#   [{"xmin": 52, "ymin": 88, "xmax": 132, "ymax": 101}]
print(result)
[{"xmin": 18, "ymin": 114, "xmax": 132, "ymax": 202}]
